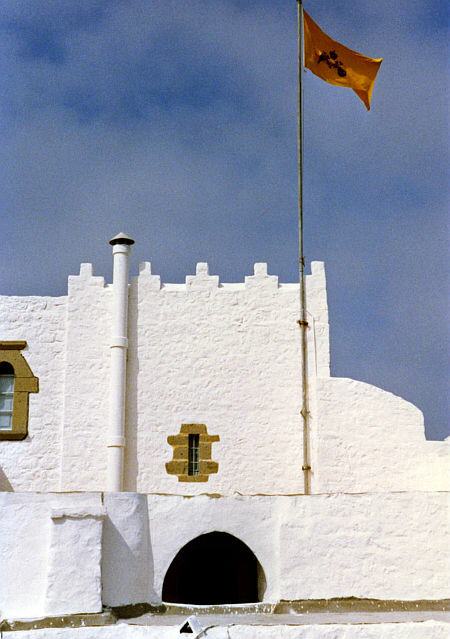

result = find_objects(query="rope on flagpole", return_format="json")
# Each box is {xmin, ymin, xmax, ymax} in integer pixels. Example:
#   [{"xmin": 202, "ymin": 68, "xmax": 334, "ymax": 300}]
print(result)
[{"xmin": 296, "ymin": 0, "xmax": 311, "ymax": 495}]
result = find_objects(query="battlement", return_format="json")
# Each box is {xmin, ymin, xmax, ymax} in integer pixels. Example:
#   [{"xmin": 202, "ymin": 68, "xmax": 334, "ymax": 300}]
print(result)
[
  {"xmin": 64, "ymin": 260, "xmax": 329, "ymax": 329},
  {"xmin": 67, "ymin": 259, "xmax": 325, "ymax": 292}
]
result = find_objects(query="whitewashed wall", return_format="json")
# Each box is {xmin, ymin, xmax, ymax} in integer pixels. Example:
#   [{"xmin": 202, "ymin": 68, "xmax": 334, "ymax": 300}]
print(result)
[
  {"xmin": 123, "ymin": 261, "xmax": 329, "ymax": 495},
  {"xmin": 0, "ymin": 295, "xmax": 66, "ymax": 491},
  {"xmin": 59, "ymin": 264, "xmax": 111, "ymax": 490},
  {"xmin": 1, "ymin": 491, "xmax": 448, "ymax": 620},
  {"xmin": 0, "ymin": 258, "xmax": 447, "ymax": 494},
  {"xmin": 0, "ymin": 492, "xmax": 103, "ymax": 619},
  {"xmin": 144, "ymin": 492, "xmax": 449, "ymax": 605},
  {"xmin": 278, "ymin": 492, "xmax": 450, "ymax": 601},
  {"xmin": 312, "ymin": 377, "xmax": 450, "ymax": 493}
]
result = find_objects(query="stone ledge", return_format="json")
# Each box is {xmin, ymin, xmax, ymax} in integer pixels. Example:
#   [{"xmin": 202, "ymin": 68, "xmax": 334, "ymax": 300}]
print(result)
[
  {"xmin": 2, "ymin": 600, "xmax": 448, "ymax": 631},
  {"xmin": 273, "ymin": 598, "xmax": 450, "ymax": 614},
  {"xmin": 158, "ymin": 602, "xmax": 275, "ymax": 616},
  {"xmin": 110, "ymin": 603, "xmax": 166, "ymax": 619},
  {"xmin": 118, "ymin": 599, "xmax": 450, "ymax": 617},
  {"xmin": 0, "ymin": 611, "xmax": 115, "ymax": 632}
]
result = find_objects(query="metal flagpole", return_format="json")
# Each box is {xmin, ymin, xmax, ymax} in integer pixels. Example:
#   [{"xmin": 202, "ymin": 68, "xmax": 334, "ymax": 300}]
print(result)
[{"xmin": 296, "ymin": 0, "xmax": 311, "ymax": 494}]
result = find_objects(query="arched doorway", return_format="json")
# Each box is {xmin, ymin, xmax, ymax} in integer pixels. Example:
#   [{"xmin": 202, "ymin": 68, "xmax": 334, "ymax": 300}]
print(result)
[{"xmin": 162, "ymin": 532, "xmax": 266, "ymax": 605}]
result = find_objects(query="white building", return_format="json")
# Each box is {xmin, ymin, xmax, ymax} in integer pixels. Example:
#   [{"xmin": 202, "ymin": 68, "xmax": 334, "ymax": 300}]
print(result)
[{"xmin": 0, "ymin": 234, "xmax": 448, "ymax": 638}]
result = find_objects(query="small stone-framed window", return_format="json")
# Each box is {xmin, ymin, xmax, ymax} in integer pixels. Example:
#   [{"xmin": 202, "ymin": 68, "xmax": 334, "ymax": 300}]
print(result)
[
  {"xmin": 166, "ymin": 424, "xmax": 219, "ymax": 482},
  {"xmin": 0, "ymin": 341, "xmax": 39, "ymax": 441}
]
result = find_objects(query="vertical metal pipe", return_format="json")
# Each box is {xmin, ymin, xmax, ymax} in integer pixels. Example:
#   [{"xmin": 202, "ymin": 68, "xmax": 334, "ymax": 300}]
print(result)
[
  {"xmin": 107, "ymin": 232, "xmax": 134, "ymax": 492},
  {"xmin": 297, "ymin": 0, "xmax": 311, "ymax": 494}
]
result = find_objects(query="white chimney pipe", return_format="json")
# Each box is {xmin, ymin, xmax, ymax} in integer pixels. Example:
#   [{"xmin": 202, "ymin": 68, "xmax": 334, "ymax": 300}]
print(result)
[{"xmin": 107, "ymin": 232, "xmax": 134, "ymax": 491}]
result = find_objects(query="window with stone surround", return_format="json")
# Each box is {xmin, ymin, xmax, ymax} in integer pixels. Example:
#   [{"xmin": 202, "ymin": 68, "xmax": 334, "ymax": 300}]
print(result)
[
  {"xmin": 166, "ymin": 424, "xmax": 219, "ymax": 482},
  {"xmin": 0, "ymin": 342, "xmax": 39, "ymax": 441}
]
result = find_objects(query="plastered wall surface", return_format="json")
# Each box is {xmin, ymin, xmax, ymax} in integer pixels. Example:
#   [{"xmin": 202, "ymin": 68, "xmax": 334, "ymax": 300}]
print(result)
[
  {"xmin": 144, "ymin": 492, "xmax": 449, "ymax": 605},
  {"xmin": 278, "ymin": 492, "xmax": 450, "ymax": 601},
  {"xmin": 145, "ymin": 494, "xmax": 280, "ymax": 605},
  {"xmin": 0, "ymin": 296, "xmax": 66, "ymax": 491},
  {"xmin": 102, "ymin": 493, "xmax": 158, "ymax": 607},
  {"xmin": 0, "ymin": 492, "xmax": 102, "ymax": 619},
  {"xmin": 2, "ymin": 491, "xmax": 448, "ymax": 619},
  {"xmin": 3, "ymin": 621, "xmax": 449, "ymax": 639},
  {"xmin": 1, "ymin": 259, "xmax": 447, "ymax": 494},
  {"xmin": 60, "ymin": 265, "xmax": 112, "ymax": 490},
  {"xmin": 44, "ymin": 505, "xmax": 105, "ymax": 616},
  {"xmin": 124, "ymin": 261, "xmax": 329, "ymax": 495},
  {"xmin": 313, "ymin": 377, "xmax": 450, "ymax": 493}
]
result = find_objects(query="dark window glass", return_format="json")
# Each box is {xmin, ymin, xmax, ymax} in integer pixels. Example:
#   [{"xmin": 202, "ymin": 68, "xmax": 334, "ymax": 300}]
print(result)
[{"xmin": 188, "ymin": 434, "xmax": 199, "ymax": 476}]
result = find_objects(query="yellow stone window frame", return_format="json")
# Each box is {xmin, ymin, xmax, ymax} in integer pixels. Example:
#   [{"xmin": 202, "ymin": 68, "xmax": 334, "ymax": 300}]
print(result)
[
  {"xmin": 0, "ymin": 341, "xmax": 39, "ymax": 441},
  {"xmin": 166, "ymin": 423, "xmax": 219, "ymax": 482}
]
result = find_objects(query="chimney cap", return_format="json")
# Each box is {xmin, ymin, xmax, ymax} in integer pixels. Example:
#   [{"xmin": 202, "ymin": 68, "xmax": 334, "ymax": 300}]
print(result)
[{"xmin": 109, "ymin": 232, "xmax": 135, "ymax": 246}]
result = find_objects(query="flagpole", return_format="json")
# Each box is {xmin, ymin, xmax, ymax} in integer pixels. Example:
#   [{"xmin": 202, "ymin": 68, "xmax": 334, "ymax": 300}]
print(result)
[{"xmin": 296, "ymin": 0, "xmax": 311, "ymax": 494}]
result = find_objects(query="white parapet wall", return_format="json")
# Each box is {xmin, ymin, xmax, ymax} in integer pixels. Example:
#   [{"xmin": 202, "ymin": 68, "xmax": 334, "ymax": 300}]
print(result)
[
  {"xmin": 0, "ymin": 492, "xmax": 104, "ymax": 619},
  {"xmin": 1, "ymin": 491, "xmax": 448, "ymax": 620},
  {"xmin": 144, "ymin": 492, "xmax": 450, "ymax": 604}
]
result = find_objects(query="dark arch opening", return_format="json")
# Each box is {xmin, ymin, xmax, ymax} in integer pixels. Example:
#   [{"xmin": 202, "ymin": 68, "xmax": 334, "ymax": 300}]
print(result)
[{"xmin": 162, "ymin": 532, "xmax": 266, "ymax": 605}]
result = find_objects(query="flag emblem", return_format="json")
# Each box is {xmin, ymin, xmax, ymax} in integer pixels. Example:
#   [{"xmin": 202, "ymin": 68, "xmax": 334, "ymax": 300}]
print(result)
[{"xmin": 317, "ymin": 50, "xmax": 347, "ymax": 77}]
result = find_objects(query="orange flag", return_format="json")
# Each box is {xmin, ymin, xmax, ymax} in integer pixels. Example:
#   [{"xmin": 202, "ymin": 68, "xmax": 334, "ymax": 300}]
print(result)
[{"xmin": 303, "ymin": 10, "xmax": 382, "ymax": 110}]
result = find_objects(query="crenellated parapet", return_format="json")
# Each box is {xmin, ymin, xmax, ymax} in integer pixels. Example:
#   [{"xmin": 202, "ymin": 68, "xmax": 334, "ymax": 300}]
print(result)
[
  {"xmin": 129, "ymin": 260, "xmax": 323, "ymax": 298},
  {"xmin": 66, "ymin": 261, "xmax": 329, "ymax": 309}
]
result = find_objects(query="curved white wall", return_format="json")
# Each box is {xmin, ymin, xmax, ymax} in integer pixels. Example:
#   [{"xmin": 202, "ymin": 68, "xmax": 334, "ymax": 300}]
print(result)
[{"xmin": 313, "ymin": 377, "xmax": 450, "ymax": 493}]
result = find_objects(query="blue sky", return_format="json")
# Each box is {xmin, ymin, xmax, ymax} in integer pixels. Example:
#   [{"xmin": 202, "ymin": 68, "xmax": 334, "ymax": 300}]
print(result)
[{"xmin": 0, "ymin": 0, "xmax": 448, "ymax": 439}]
